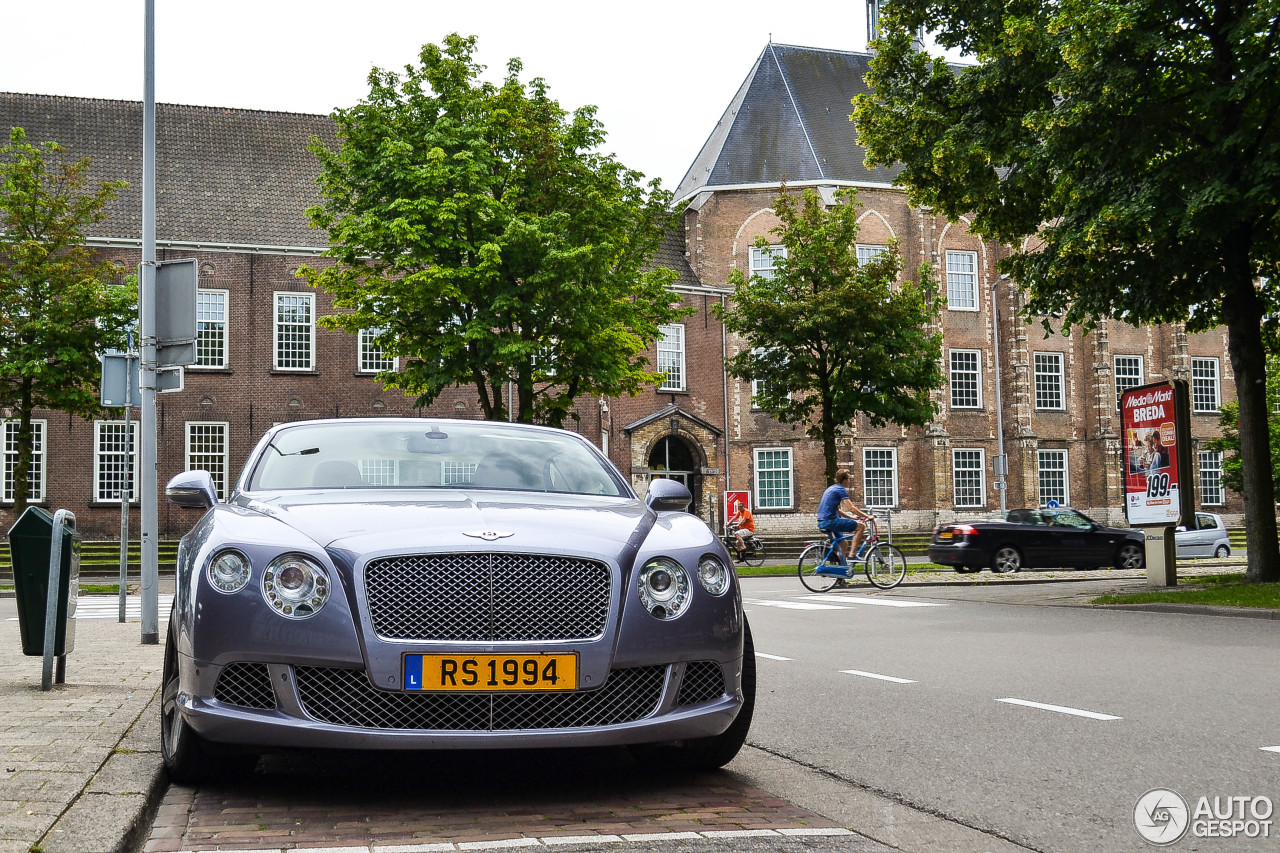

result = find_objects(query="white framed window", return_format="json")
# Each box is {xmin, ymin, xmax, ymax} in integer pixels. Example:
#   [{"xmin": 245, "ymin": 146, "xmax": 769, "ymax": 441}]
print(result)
[
  {"xmin": 751, "ymin": 347, "xmax": 789, "ymax": 407},
  {"xmin": 753, "ymin": 447, "xmax": 794, "ymax": 509},
  {"xmin": 856, "ymin": 244, "xmax": 888, "ymax": 266},
  {"xmin": 3, "ymin": 419, "xmax": 46, "ymax": 503},
  {"xmin": 952, "ymin": 448, "xmax": 986, "ymax": 508},
  {"xmin": 1114, "ymin": 355, "xmax": 1144, "ymax": 411},
  {"xmin": 194, "ymin": 289, "xmax": 228, "ymax": 368},
  {"xmin": 95, "ymin": 420, "xmax": 139, "ymax": 503},
  {"xmin": 1037, "ymin": 449, "xmax": 1069, "ymax": 507},
  {"xmin": 950, "ymin": 349, "xmax": 982, "ymax": 409},
  {"xmin": 1033, "ymin": 352, "xmax": 1065, "ymax": 410},
  {"xmin": 1191, "ymin": 357, "xmax": 1220, "ymax": 412},
  {"xmin": 358, "ymin": 458, "xmax": 399, "ymax": 486},
  {"xmin": 749, "ymin": 245, "xmax": 786, "ymax": 280},
  {"xmin": 658, "ymin": 324, "xmax": 686, "ymax": 391},
  {"xmin": 274, "ymin": 292, "xmax": 315, "ymax": 371},
  {"xmin": 1199, "ymin": 450, "xmax": 1224, "ymax": 506},
  {"xmin": 185, "ymin": 422, "xmax": 229, "ymax": 500},
  {"xmin": 443, "ymin": 461, "xmax": 478, "ymax": 485},
  {"xmin": 863, "ymin": 447, "xmax": 898, "ymax": 508},
  {"xmin": 945, "ymin": 250, "xmax": 978, "ymax": 310},
  {"xmin": 358, "ymin": 328, "xmax": 397, "ymax": 373}
]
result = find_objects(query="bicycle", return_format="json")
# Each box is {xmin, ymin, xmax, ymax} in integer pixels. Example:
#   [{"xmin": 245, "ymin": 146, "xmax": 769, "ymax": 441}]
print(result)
[
  {"xmin": 796, "ymin": 515, "xmax": 907, "ymax": 591},
  {"xmin": 724, "ymin": 524, "xmax": 766, "ymax": 567}
]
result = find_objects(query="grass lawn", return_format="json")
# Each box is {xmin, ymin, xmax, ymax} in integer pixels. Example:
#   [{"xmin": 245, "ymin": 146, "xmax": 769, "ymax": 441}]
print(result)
[{"xmin": 1092, "ymin": 574, "xmax": 1280, "ymax": 609}]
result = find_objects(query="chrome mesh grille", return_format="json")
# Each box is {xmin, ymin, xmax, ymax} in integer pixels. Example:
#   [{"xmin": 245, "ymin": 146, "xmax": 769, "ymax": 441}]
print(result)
[
  {"xmin": 213, "ymin": 662, "xmax": 276, "ymax": 710},
  {"xmin": 364, "ymin": 553, "xmax": 611, "ymax": 641},
  {"xmin": 295, "ymin": 665, "xmax": 665, "ymax": 730},
  {"xmin": 676, "ymin": 661, "xmax": 726, "ymax": 706}
]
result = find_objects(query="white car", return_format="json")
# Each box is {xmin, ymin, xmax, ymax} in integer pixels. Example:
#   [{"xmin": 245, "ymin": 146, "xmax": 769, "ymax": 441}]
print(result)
[{"xmin": 1175, "ymin": 512, "xmax": 1232, "ymax": 559}]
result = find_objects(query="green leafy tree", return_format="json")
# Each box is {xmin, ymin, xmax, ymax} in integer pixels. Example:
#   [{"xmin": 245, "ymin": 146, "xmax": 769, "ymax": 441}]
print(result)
[
  {"xmin": 1206, "ymin": 356, "xmax": 1280, "ymax": 496},
  {"xmin": 717, "ymin": 187, "xmax": 944, "ymax": 481},
  {"xmin": 0, "ymin": 128, "xmax": 134, "ymax": 517},
  {"xmin": 302, "ymin": 34, "xmax": 688, "ymax": 427},
  {"xmin": 853, "ymin": 0, "xmax": 1280, "ymax": 582}
]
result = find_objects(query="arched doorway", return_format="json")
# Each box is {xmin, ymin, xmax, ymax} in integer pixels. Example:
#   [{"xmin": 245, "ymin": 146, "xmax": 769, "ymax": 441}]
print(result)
[{"xmin": 648, "ymin": 435, "xmax": 704, "ymax": 521}]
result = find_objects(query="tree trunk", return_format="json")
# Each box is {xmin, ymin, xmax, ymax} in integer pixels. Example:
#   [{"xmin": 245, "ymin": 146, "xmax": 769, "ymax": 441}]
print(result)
[
  {"xmin": 820, "ymin": 392, "xmax": 838, "ymax": 484},
  {"xmin": 1223, "ymin": 276, "xmax": 1280, "ymax": 583},
  {"xmin": 11, "ymin": 381, "xmax": 34, "ymax": 518}
]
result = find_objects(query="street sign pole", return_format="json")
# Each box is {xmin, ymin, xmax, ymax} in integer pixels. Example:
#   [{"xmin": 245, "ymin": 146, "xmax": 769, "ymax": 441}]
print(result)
[
  {"xmin": 119, "ymin": 335, "xmax": 134, "ymax": 623},
  {"xmin": 139, "ymin": 0, "xmax": 159, "ymax": 644}
]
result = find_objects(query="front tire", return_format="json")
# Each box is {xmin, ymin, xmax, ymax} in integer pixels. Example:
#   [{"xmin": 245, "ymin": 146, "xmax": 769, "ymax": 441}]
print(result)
[
  {"xmin": 864, "ymin": 543, "xmax": 907, "ymax": 589},
  {"xmin": 992, "ymin": 546, "xmax": 1022, "ymax": 574},
  {"xmin": 798, "ymin": 544, "xmax": 839, "ymax": 592},
  {"xmin": 161, "ymin": 622, "xmax": 255, "ymax": 784},
  {"xmin": 161, "ymin": 624, "xmax": 218, "ymax": 785},
  {"xmin": 1116, "ymin": 542, "xmax": 1145, "ymax": 570},
  {"xmin": 630, "ymin": 619, "xmax": 756, "ymax": 771}
]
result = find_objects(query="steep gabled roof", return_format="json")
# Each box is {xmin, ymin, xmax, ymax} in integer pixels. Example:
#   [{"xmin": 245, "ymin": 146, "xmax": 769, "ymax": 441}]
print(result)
[
  {"xmin": 1, "ymin": 93, "xmax": 336, "ymax": 249},
  {"xmin": 673, "ymin": 44, "xmax": 900, "ymax": 202}
]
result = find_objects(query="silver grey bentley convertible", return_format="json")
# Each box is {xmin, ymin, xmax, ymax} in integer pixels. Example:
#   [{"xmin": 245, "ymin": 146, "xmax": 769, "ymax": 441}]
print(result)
[{"xmin": 161, "ymin": 418, "xmax": 754, "ymax": 782}]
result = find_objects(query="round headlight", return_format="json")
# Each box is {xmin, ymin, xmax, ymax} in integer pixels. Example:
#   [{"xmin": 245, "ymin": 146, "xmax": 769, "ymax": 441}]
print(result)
[
  {"xmin": 262, "ymin": 554, "xmax": 331, "ymax": 619},
  {"xmin": 207, "ymin": 550, "xmax": 251, "ymax": 593},
  {"xmin": 638, "ymin": 558, "xmax": 691, "ymax": 620},
  {"xmin": 697, "ymin": 556, "xmax": 730, "ymax": 596}
]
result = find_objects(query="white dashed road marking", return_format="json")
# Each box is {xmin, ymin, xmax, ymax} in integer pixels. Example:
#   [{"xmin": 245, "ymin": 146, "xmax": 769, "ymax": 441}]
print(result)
[
  {"xmin": 754, "ymin": 652, "xmax": 793, "ymax": 661},
  {"xmin": 744, "ymin": 598, "xmax": 848, "ymax": 611},
  {"xmin": 996, "ymin": 697, "xmax": 1122, "ymax": 721},
  {"xmin": 840, "ymin": 669, "xmax": 916, "ymax": 684},
  {"xmin": 798, "ymin": 595, "xmax": 946, "ymax": 608},
  {"xmin": 1262, "ymin": 746, "xmax": 1280, "ymax": 754}
]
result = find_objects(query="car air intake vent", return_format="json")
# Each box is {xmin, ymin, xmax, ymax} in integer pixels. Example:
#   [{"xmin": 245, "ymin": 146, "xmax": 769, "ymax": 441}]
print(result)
[
  {"xmin": 213, "ymin": 662, "xmax": 276, "ymax": 710},
  {"xmin": 676, "ymin": 661, "xmax": 727, "ymax": 706},
  {"xmin": 364, "ymin": 553, "xmax": 611, "ymax": 641},
  {"xmin": 294, "ymin": 665, "xmax": 665, "ymax": 730}
]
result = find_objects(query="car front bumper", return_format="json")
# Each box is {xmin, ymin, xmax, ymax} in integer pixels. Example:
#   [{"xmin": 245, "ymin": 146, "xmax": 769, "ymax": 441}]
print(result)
[{"xmin": 178, "ymin": 652, "xmax": 745, "ymax": 751}]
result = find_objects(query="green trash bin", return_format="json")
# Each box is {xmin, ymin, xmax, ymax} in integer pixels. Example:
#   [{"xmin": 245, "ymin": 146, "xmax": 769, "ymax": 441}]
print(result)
[{"xmin": 9, "ymin": 506, "xmax": 80, "ymax": 657}]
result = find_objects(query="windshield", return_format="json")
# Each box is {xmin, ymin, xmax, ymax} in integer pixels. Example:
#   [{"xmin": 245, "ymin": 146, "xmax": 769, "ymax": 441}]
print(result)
[{"xmin": 245, "ymin": 420, "xmax": 628, "ymax": 497}]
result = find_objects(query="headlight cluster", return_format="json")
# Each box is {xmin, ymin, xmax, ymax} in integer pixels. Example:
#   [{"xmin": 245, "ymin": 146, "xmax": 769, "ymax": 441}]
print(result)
[
  {"xmin": 206, "ymin": 550, "xmax": 251, "ymax": 593},
  {"xmin": 203, "ymin": 549, "xmax": 332, "ymax": 619},
  {"xmin": 638, "ymin": 555, "xmax": 730, "ymax": 620},
  {"xmin": 263, "ymin": 554, "xmax": 331, "ymax": 619}
]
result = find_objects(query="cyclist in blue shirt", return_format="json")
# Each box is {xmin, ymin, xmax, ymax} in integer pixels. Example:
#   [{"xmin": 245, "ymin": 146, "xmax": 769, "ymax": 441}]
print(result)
[{"xmin": 817, "ymin": 469, "xmax": 873, "ymax": 562}]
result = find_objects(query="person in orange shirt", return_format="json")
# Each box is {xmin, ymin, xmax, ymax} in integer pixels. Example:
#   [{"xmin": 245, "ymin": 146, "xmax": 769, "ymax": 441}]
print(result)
[{"xmin": 727, "ymin": 501, "xmax": 756, "ymax": 562}]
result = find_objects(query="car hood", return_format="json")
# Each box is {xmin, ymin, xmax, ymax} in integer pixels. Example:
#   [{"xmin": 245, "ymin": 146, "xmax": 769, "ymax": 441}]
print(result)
[{"xmin": 235, "ymin": 489, "xmax": 655, "ymax": 557}]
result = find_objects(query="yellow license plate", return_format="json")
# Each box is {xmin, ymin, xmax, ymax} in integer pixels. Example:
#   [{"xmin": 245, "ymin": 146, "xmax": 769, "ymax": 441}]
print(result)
[
  {"xmin": 940, "ymin": 531, "xmax": 954, "ymax": 540},
  {"xmin": 403, "ymin": 653, "xmax": 578, "ymax": 692}
]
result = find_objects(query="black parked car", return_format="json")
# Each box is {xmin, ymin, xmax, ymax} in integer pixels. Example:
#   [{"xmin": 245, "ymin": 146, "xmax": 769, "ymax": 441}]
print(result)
[{"xmin": 928, "ymin": 507, "xmax": 1145, "ymax": 573}]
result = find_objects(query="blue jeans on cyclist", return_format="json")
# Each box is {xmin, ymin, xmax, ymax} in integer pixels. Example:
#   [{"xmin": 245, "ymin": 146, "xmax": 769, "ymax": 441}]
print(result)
[{"xmin": 818, "ymin": 517, "xmax": 860, "ymax": 563}]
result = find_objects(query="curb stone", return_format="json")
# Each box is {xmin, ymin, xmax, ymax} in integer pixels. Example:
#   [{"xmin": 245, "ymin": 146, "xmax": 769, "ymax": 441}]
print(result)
[{"xmin": 38, "ymin": 688, "xmax": 166, "ymax": 853}]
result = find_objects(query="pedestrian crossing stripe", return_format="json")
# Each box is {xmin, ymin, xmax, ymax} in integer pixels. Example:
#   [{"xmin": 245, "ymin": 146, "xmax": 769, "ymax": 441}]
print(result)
[{"xmin": 5, "ymin": 594, "xmax": 174, "ymax": 622}]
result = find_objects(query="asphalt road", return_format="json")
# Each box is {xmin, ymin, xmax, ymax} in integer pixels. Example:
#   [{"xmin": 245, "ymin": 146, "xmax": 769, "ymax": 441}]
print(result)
[{"xmin": 740, "ymin": 576, "xmax": 1280, "ymax": 852}]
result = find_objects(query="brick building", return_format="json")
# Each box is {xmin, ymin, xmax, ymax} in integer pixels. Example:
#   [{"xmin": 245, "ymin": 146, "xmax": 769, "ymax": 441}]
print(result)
[{"xmin": 0, "ymin": 44, "xmax": 1240, "ymax": 541}]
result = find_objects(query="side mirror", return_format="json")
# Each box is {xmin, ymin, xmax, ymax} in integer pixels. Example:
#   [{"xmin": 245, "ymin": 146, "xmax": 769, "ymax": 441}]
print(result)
[
  {"xmin": 166, "ymin": 470, "xmax": 219, "ymax": 510},
  {"xmin": 645, "ymin": 478, "xmax": 692, "ymax": 512},
  {"xmin": 1175, "ymin": 526, "xmax": 1187, "ymax": 532}
]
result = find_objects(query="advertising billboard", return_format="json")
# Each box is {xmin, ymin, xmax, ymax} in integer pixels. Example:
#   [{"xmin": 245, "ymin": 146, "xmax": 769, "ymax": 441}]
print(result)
[{"xmin": 1121, "ymin": 380, "xmax": 1193, "ymax": 527}]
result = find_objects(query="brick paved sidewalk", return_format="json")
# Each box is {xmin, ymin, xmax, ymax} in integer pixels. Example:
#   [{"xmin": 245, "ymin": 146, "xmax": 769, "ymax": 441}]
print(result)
[{"xmin": 0, "ymin": 614, "xmax": 165, "ymax": 853}]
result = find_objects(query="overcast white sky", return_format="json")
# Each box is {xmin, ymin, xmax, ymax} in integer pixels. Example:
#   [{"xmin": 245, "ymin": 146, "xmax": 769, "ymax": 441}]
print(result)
[{"xmin": 3, "ymin": 1, "xmax": 887, "ymax": 191}]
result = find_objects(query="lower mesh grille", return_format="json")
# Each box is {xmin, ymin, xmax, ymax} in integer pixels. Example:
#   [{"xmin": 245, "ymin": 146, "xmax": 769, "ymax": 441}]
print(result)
[
  {"xmin": 676, "ymin": 661, "xmax": 726, "ymax": 706},
  {"xmin": 294, "ymin": 665, "xmax": 666, "ymax": 730},
  {"xmin": 213, "ymin": 662, "xmax": 276, "ymax": 710}
]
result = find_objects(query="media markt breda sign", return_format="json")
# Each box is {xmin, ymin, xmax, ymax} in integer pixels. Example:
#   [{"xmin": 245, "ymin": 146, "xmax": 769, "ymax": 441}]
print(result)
[{"xmin": 1121, "ymin": 380, "xmax": 1194, "ymax": 527}]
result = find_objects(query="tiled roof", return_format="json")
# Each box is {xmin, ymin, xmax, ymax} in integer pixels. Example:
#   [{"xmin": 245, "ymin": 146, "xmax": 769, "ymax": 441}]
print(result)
[
  {"xmin": 673, "ymin": 44, "xmax": 901, "ymax": 201},
  {"xmin": 652, "ymin": 228, "xmax": 704, "ymax": 290},
  {"xmin": 1, "ymin": 93, "xmax": 336, "ymax": 248}
]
